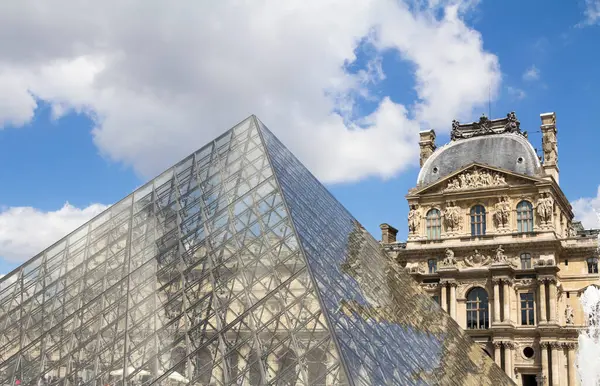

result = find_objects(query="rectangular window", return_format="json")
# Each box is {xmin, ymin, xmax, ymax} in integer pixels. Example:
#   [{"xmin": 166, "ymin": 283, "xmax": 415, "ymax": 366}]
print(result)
[
  {"xmin": 520, "ymin": 292, "xmax": 535, "ymax": 326},
  {"xmin": 428, "ymin": 259, "xmax": 437, "ymax": 274},
  {"xmin": 431, "ymin": 295, "xmax": 440, "ymax": 304},
  {"xmin": 588, "ymin": 258, "xmax": 599, "ymax": 274},
  {"xmin": 520, "ymin": 253, "xmax": 532, "ymax": 269}
]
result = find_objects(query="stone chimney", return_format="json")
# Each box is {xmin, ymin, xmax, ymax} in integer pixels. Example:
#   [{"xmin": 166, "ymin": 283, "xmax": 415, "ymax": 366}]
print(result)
[
  {"xmin": 540, "ymin": 112, "xmax": 559, "ymax": 184},
  {"xmin": 419, "ymin": 130, "xmax": 436, "ymax": 167},
  {"xmin": 380, "ymin": 223, "xmax": 398, "ymax": 244}
]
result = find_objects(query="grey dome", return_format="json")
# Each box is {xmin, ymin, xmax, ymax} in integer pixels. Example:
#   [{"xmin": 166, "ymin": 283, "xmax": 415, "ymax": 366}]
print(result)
[{"xmin": 417, "ymin": 133, "xmax": 542, "ymax": 187}]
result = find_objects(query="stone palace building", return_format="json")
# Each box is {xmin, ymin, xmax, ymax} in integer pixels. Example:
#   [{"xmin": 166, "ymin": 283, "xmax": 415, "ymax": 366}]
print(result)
[{"xmin": 380, "ymin": 112, "xmax": 599, "ymax": 386}]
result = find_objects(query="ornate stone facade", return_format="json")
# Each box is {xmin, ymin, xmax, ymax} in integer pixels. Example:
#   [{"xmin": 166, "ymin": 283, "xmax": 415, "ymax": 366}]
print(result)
[{"xmin": 381, "ymin": 112, "xmax": 599, "ymax": 386}]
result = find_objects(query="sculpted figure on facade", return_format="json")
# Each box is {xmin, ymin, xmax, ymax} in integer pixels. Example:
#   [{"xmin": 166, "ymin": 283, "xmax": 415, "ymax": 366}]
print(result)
[
  {"xmin": 493, "ymin": 196, "xmax": 511, "ymax": 228},
  {"xmin": 444, "ymin": 168, "xmax": 507, "ymax": 192},
  {"xmin": 441, "ymin": 248, "xmax": 457, "ymax": 268},
  {"xmin": 542, "ymin": 129, "xmax": 558, "ymax": 164},
  {"xmin": 443, "ymin": 202, "xmax": 462, "ymax": 232},
  {"xmin": 464, "ymin": 249, "xmax": 491, "ymax": 267},
  {"xmin": 408, "ymin": 204, "xmax": 420, "ymax": 234},
  {"xmin": 536, "ymin": 193, "xmax": 554, "ymax": 224},
  {"xmin": 504, "ymin": 111, "xmax": 520, "ymax": 133},
  {"xmin": 493, "ymin": 245, "xmax": 508, "ymax": 264},
  {"xmin": 565, "ymin": 304, "xmax": 574, "ymax": 325}
]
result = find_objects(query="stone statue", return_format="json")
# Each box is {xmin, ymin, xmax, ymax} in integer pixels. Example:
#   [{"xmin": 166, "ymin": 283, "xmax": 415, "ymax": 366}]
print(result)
[
  {"xmin": 536, "ymin": 193, "xmax": 554, "ymax": 224},
  {"xmin": 565, "ymin": 304, "xmax": 574, "ymax": 325},
  {"xmin": 493, "ymin": 245, "xmax": 507, "ymax": 264},
  {"xmin": 450, "ymin": 120, "xmax": 462, "ymax": 141},
  {"xmin": 441, "ymin": 248, "xmax": 457, "ymax": 267},
  {"xmin": 542, "ymin": 129, "xmax": 558, "ymax": 164},
  {"xmin": 408, "ymin": 205, "xmax": 420, "ymax": 234},
  {"xmin": 493, "ymin": 196, "xmax": 511, "ymax": 228},
  {"xmin": 568, "ymin": 224, "xmax": 578, "ymax": 237},
  {"xmin": 505, "ymin": 111, "xmax": 520, "ymax": 133},
  {"xmin": 443, "ymin": 202, "xmax": 461, "ymax": 232}
]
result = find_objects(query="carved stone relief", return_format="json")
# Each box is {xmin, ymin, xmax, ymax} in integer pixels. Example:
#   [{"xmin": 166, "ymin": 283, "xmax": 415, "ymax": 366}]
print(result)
[
  {"xmin": 443, "ymin": 201, "xmax": 462, "ymax": 232},
  {"xmin": 542, "ymin": 128, "xmax": 558, "ymax": 164},
  {"xmin": 444, "ymin": 168, "xmax": 507, "ymax": 192},
  {"xmin": 463, "ymin": 249, "xmax": 491, "ymax": 267},
  {"xmin": 457, "ymin": 280, "xmax": 489, "ymax": 298}
]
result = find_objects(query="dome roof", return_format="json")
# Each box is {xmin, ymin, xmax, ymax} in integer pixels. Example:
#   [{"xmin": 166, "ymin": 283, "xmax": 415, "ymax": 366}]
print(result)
[{"xmin": 417, "ymin": 132, "xmax": 542, "ymax": 187}]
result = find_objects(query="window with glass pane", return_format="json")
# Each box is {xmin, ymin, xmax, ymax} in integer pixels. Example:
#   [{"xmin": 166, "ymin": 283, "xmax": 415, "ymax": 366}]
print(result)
[
  {"xmin": 588, "ymin": 257, "xmax": 599, "ymax": 274},
  {"xmin": 516, "ymin": 201, "xmax": 534, "ymax": 233},
  {"xmin": 426, "ymin": 209, "xmax": 442, "ymax": 240},
  {"xmin": 466, "ymin": 287, "xmax": 489, "ymax": 329},
  {"xmin": 520, "ymin": 253, "xmax": 532, "ymax": 269},
  {"xmin": 520, "ymin": 292, "xmax": 535, "ymax": 325},
  {"xmin": 428, "ymin": 258, "xmax": 437, "ymax": 274},
  {"xmin": 432, "ymin": 295, "xmax": 440, "ymax": 304},
  {"xmin": 470, "ymin": 205, "xmax": 486, "ymax": 236}
]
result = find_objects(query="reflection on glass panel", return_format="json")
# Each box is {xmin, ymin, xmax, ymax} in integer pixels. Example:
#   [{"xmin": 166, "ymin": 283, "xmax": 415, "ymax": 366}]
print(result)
[{"xmin": 0, "ymin": 116, "xmax": 512, "ymax": 386}]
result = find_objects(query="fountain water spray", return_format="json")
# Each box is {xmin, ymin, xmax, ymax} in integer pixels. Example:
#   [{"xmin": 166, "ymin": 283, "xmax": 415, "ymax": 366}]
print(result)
[{"xmin": 576, "ymin": 209, "xmax": 600, "ymax": 385}]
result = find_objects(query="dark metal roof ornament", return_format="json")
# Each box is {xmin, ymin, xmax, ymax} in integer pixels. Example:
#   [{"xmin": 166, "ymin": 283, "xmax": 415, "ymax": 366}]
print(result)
[{"xmin": 449, "ymin": 111, "xmax": 525, "ymax": 141}]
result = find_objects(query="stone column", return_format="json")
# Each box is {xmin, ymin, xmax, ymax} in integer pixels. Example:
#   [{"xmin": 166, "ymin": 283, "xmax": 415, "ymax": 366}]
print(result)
[
  {"xmin": 550, "ymin": 342, "xmax": 560, "ymax": 386},
  {"xmin": 493, "ymin": 279, "xmax": 501, "ymax": 324},
  {"xmin": 548, "ymin": 279, "xmax": 558, "ymax": 323},
  {"xmin": 441, "ymin": 283, "xmax": 448, "ymax": 312},
  {"xmin": 449, "ymin": 282, "xmax": 457, "ymax": 319},
  {"xmin": 538, "ymin": 279, "xmax": 547, "ymax": 323},
  {"xmin": 540, "ymin": 342, "xmax": 549, "ymax": 385},
  {"xmin": 565, "ymin": 343, "xmax": 576, "ymax": 386},
  {"xmin": 503, "ymin": 279, "xmax": 511, "ymax": 323},
  {"xmin": 493, "ymin": 341, "xmax": 502, "ymax": 367},
  {"xmin": 504, "ymin": 342, "xmax": 514, "ymax": 379}
]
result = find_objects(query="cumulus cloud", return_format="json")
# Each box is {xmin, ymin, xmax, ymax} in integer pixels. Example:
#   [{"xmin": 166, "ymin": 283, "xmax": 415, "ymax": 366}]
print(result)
[
  {"xmin": 522, "ymin": 65, "xmax": 540, "ymax": 82},
  {"xmin": 0, "ymin": 202, "xmax": 107, "ymax": 262},
  {"xmin": 0, "ymin": 0, "xmax": 500, "ymax": 184},
  {"xmin": 572, "ymin": 186, "xmax": 600, "ymax": 229},
  {"xmin": 507, "ymin": 86, "xmax": 526, "ymax": 100}
]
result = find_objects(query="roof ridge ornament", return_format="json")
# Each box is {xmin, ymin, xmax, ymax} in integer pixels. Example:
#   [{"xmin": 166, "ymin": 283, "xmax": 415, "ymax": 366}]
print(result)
[{"xmin": 450, "ymin": 111, "xmax": 523, "ymax": 141}]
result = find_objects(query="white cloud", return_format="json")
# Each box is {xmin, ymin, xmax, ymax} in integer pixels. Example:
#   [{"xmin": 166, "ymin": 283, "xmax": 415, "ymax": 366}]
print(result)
[
  {"xmin": 522, "ymin": 65, "xmax": 540, "ymax": 82},
  {"xmin": 581, "ymin": 0, "xmax": 600, "ymax": 26},
  {"xmin": 571, "ymin": 186, "xmax": 600, "ymax": 229},
  {"xmin": 0, "ymin": 202, "xmax": 107, "ymax": 263},
  {"xmin": 0, "ymin": 0, "xmax": 500, "ymax": 184},
  {"xmin": 507, "ymin": 86, "xmax": 526, "ymax": 100}
]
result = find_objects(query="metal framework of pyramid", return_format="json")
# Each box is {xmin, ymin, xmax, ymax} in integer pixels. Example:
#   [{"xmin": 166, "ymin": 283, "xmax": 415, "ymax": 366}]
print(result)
[{"xmin": 0, "ymin": 116, "xmax": 513, "ymax": 386}]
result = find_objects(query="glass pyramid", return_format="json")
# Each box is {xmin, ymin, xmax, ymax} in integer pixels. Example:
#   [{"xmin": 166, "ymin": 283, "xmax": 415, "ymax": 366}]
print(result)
[{"xmin": 0, "ymin": 116, "xmax": 513, "ymax": 386}]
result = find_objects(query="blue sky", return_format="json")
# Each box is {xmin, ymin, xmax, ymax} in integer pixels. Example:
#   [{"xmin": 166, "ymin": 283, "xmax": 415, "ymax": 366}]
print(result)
[{"xmin": 0, "ymin": 0, "xmax": 599, "ymax": 274}]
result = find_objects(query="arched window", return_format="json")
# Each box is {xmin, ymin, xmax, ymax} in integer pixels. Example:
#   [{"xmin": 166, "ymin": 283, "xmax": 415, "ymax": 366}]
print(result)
[
  {"xmin": 516, "ymin": 201, "xmax": 534, "ymax": 233},
  {"xmin": 426, "ymin": 209, "xmax": 442, "ymax": 240},
  {"xmin": 587, "ymin": 257, "xmax": 599, "ymax": 274},
  {"xmin": 470, "ymin": 205, "xmax": 486, "ymax": 236},
  {"xmin": 520, "ymin": 253, "xmax": 532, "ymax": 269},
  {"xmin": 466, "ymin": 287, "xmax": 489, "ymax": 329}
]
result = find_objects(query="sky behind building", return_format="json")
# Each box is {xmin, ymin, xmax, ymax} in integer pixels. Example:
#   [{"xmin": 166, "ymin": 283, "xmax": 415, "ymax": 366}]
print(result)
[{"xmin": 0, "ymin": 0, "xmax": 599, "ymax": 274}]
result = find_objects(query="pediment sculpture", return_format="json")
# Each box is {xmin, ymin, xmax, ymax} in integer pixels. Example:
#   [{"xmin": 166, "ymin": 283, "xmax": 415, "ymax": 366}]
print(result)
[
  {"xmin": 463, "ymin": 249, "xmax": 491, "ymax": 267},
  {"xmin": 444, "ymin": 168, "xmax": 507, "ymax": 192},
  {"xmin": 492, "ymin": 245, "xmax": 508, "ymax": 265}
]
